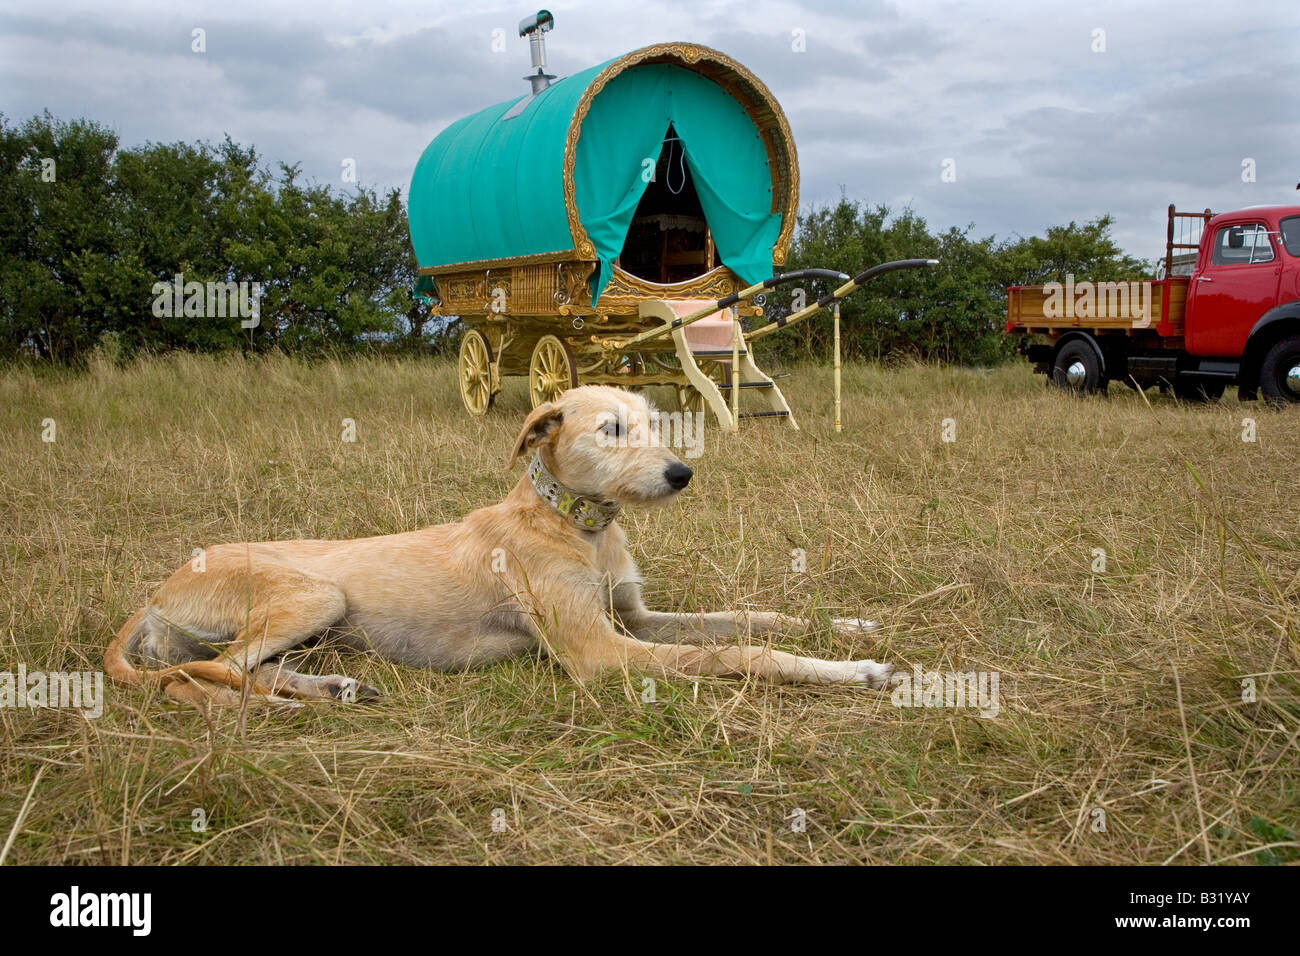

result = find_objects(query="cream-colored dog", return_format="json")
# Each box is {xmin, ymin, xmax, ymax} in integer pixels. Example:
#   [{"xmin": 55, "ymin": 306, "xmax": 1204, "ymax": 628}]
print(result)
[{"xmin": 106, "ymin": 385, "xmax": 892, "ymax": 707}]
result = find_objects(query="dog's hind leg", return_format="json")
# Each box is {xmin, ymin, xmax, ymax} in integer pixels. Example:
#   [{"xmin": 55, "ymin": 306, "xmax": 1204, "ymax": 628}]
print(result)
[
  {"xmin": 163, "ymin": 674, "xmax": 303, "ymax": 710},
  {"xmin": 253, "ymin": 657, "xmax": 382, "ymax": 702},
  {"xmin": 150, "ymin": 569, "xmax": 348, "ymax": 699}
]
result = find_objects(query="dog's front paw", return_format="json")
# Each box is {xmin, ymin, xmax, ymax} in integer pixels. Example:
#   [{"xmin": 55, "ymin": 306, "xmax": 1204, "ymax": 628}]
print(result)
[
  {"xmin": 832, "ymin": 617, "xmax": 881, "ymax": 638},
  {"xmin": 850, "ymin": 659, "xmax": 894, "ymax": 689}
]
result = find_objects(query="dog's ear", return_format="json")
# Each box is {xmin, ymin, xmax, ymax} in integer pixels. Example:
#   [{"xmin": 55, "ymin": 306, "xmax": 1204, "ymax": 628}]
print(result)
[{"xmin": 505, "ymin": 401, "xmax": 563, "ymax": 468}]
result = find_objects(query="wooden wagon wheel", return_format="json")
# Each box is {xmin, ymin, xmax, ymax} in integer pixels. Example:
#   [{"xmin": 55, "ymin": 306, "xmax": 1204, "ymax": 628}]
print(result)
[
  {"xmin": 674, "ymin": 358, "xmax": 727, "ymax": 413},
  {"xmin": 529, "ymin": 334, "xmax": 577, "ymax": 408},
  {"xmin": 675, "ymin": 384, "xmax": 704, "ymax": 414},
  {"xmin": 458, "ymin": 328, "xmax": 496, "ymax": 417}
]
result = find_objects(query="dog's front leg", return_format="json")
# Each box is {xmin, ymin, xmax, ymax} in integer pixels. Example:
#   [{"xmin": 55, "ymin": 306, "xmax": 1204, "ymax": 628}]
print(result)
[
  {"xmin": 611, "ymin": 582, "xmax": 788, "ymax": 643},
  {"xmin": 592, "ymin": 631, "xmax": 892, "ymax": 687},
  {"xmin": 552, "ymin": 597, "xmax": 891, "ymax": 687},
  {"xmin": 622, "ymin": 608, "xmax": 804, "ymax": 644},
  {"xmin": 612, "ymin": 583, "xmax": 878, "ymax": 645}
]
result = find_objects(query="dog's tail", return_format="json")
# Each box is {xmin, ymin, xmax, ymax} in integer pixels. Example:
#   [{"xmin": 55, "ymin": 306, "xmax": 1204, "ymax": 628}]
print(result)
[{"xmin": 105, "ymin": 607, "xmax": 147, "ymax": 687}]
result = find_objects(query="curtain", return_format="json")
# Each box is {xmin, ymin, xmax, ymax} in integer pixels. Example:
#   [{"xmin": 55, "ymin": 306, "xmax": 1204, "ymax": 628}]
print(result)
[{"xmin": 574, "ymin": 64, "xmax": 781, "ymax": 302}]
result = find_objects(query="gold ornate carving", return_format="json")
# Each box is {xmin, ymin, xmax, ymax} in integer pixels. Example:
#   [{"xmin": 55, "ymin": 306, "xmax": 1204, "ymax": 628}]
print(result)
[
  {"xmin": 601, "ymin": 264, "xmax": 736, "ymax": 303},
  {"xmin": 436, "ymin": 261, "xmax": 597, "ymax": 317},
  {"xmin": 485, "ymin": 275, "xmax": 512, "ymax": 310},
  {"xmin": 444, "ymin": 275, "xmax": 482, "ymax": 304},
  {"xmin": 558, "ymin": 261, "xmax": 595, "ymax": 310}
]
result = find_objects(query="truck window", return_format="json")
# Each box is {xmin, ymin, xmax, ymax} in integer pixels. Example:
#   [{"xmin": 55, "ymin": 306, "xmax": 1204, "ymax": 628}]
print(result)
[
  {"xmin": 1281, "ymin": 216, "xmax": 1300, "ymax": 257},
  {"xmin": 1210, "ymin": 222, "xmax": 1274, "ymax": 265}
]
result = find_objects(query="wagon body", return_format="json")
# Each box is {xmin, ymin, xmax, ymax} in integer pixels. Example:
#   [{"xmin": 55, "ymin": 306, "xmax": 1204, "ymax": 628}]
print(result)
[
  {"xmin": 406, "ymin": 43, "xmax": 811, "ymax": 415},
  {"xmin": 410, "ymin": 42, "xmax": 798, "ymax": 314},
  {"xmin": 408, "ymin": 39, "xmax": 936, "ymax": 425}
]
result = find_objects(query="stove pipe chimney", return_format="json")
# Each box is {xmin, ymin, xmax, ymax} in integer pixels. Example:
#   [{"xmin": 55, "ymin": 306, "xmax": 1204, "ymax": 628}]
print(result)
[{"xmin": 519, "ymin": 10, "xmax": 556, "ymax": 95}]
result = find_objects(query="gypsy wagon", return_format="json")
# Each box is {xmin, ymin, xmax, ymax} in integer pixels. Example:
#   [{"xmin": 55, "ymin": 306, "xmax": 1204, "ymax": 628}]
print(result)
[{"xmin": 409, "ymin": 21, "xmax": 934, "ymax": 429}]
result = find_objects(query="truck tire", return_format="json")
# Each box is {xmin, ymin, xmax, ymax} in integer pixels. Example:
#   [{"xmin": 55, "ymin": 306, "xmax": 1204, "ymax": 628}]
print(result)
[
  {"xmin": 1258, "ymin": 335, "xmax": 1300, "ymax": 406},
  {"xmin": 1051, "ymin": 340, "xmax": 1107, "ymax": 395}
]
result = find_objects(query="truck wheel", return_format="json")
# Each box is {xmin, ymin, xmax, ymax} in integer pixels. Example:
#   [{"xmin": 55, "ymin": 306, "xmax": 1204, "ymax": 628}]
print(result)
[
  {"xmin": 1259, "ymin": 336, "xmax": 1300, "ymax": 406},
  {"xmin": 1051, "ymin": 340, "xmax": 1107, "ymax": 394},
  {"xmin": 1172, "ymin": 379, "xmax": 1226, "ymax": 402}
]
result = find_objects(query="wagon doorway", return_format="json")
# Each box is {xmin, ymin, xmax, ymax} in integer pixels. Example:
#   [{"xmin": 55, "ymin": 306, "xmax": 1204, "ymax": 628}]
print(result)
[{"xmin": 616, "ymin": 125, "xmax": 713, "ymax": 285}]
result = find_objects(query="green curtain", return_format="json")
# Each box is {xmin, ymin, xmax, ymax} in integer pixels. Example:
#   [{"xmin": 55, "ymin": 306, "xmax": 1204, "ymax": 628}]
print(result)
[{"xmin": 574, "ymin": 63, "xmax": 781, "ymax": 301}]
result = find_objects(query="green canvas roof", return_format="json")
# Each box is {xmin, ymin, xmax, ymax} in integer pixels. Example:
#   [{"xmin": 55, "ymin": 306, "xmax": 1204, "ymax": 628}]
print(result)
[{"xmin": 408, "ymin": 45, "xmax": 792, "ymax": 303}]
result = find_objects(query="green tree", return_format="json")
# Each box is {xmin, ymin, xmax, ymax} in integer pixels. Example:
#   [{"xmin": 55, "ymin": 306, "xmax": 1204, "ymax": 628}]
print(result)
[
  {"xmin": 0, "ymin": 111, "xmax": 120, "ymax": 360},
  {"xmin": 0, "ymin": 113, "xmax": 420, "ymax": 362},
  {"xmin": 994, "ymin": 215, "xmax": 1149, "ymax": 288},
  {"xmin": 762, "ymin": 199, "xmax": 1149, "ymax": 365}
]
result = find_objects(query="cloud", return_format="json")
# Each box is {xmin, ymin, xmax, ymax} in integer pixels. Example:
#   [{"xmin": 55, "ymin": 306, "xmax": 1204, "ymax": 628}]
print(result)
[{"xmin": 1, "ymin": 0, "xmax": 1296, "ymax": 260}]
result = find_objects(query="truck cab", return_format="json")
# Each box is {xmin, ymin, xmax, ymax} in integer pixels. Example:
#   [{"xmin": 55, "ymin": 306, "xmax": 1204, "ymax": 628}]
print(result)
[{"xmin": 1186, "ymin": 206, "xmax": 1300, "ymax": 360}]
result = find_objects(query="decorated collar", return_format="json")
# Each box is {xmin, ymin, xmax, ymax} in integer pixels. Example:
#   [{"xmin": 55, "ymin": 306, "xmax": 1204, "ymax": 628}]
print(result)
[{"xmin": 528, "ymin": 453, "xmax": 621, "ymax": 533}]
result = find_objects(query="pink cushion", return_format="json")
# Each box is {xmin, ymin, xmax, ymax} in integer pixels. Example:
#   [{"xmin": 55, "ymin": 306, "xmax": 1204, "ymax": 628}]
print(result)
[{"xmin": 667, "ymin": 299, "xmax": 737, "ymax": 352}]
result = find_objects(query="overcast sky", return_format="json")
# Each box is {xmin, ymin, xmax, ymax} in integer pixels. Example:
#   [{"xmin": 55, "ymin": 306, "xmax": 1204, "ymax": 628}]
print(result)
[{"xmin": 2, "ymin": 0, "xmax": 1297, "ymax": 262}]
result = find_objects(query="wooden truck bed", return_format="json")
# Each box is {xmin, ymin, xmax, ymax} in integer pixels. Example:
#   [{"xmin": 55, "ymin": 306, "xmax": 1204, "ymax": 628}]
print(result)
[{"xmin": 1006, "ymin": 276, "xmax": 1188, "ymax": 337}]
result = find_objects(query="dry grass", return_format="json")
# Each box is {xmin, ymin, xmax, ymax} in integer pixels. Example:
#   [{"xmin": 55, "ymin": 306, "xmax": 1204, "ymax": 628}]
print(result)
[{"xmin": 1, "ymin": 350, "xmax": 1297, "ymax": 865}]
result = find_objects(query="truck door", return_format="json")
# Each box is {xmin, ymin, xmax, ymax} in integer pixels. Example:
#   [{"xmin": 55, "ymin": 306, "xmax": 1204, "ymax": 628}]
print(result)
[{"xmin": 1186, "ymin": 221, "xmax": 1282, "ymax": 356}]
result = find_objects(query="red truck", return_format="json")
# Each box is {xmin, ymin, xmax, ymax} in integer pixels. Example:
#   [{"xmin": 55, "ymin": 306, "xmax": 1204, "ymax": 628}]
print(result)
[{"xmin": 1006, "ymin": 204, "xmax": 1300, "ymax": 403}]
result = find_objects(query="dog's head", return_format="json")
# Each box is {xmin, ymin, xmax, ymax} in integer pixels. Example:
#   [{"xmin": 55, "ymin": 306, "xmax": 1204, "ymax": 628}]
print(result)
[{"xmin": 506, "ymin": 385, "xmax": 692, "ymax": 506}]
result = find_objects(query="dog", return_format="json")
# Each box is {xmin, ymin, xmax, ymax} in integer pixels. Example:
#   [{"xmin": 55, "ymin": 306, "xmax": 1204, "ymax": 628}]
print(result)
[{"xmin": 106, "ymin": 385, "xmax": 893, "ymax": 708}]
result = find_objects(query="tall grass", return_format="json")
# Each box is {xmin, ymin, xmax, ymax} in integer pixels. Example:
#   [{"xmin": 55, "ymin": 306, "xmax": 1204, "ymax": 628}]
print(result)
[{"xmin": 0, "ymin": 351, "xmax": 1296, "ymax": 864}]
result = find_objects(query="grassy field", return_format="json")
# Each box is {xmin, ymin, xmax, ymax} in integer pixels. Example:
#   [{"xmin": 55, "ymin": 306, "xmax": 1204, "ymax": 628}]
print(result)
[{"xmin": 1, "ymin": 350, "xmax": 1297, "ymax": 865}]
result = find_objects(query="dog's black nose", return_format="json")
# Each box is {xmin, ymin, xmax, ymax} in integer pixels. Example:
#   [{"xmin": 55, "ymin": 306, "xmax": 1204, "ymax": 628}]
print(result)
[{"xmin": 665, "ymin": 463, "xmax": 693, "ymax": 490}]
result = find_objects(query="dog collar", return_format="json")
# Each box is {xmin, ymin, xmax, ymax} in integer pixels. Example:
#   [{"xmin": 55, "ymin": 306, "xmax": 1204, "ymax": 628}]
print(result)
[{"xmin": 528, "ymin": 453, "xmax": 621, "ymax": 532}]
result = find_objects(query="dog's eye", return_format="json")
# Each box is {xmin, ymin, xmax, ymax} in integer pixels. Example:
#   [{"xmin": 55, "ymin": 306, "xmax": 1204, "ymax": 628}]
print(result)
[{"xmin": 599, "ymin": 420, "xmax": 621, "ymax": 438}]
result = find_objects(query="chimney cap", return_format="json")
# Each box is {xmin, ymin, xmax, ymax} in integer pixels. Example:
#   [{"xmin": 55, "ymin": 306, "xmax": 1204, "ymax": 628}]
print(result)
[{"xmin": 519, "ymin": 10, "xmax": 554, "ymax": 37}]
